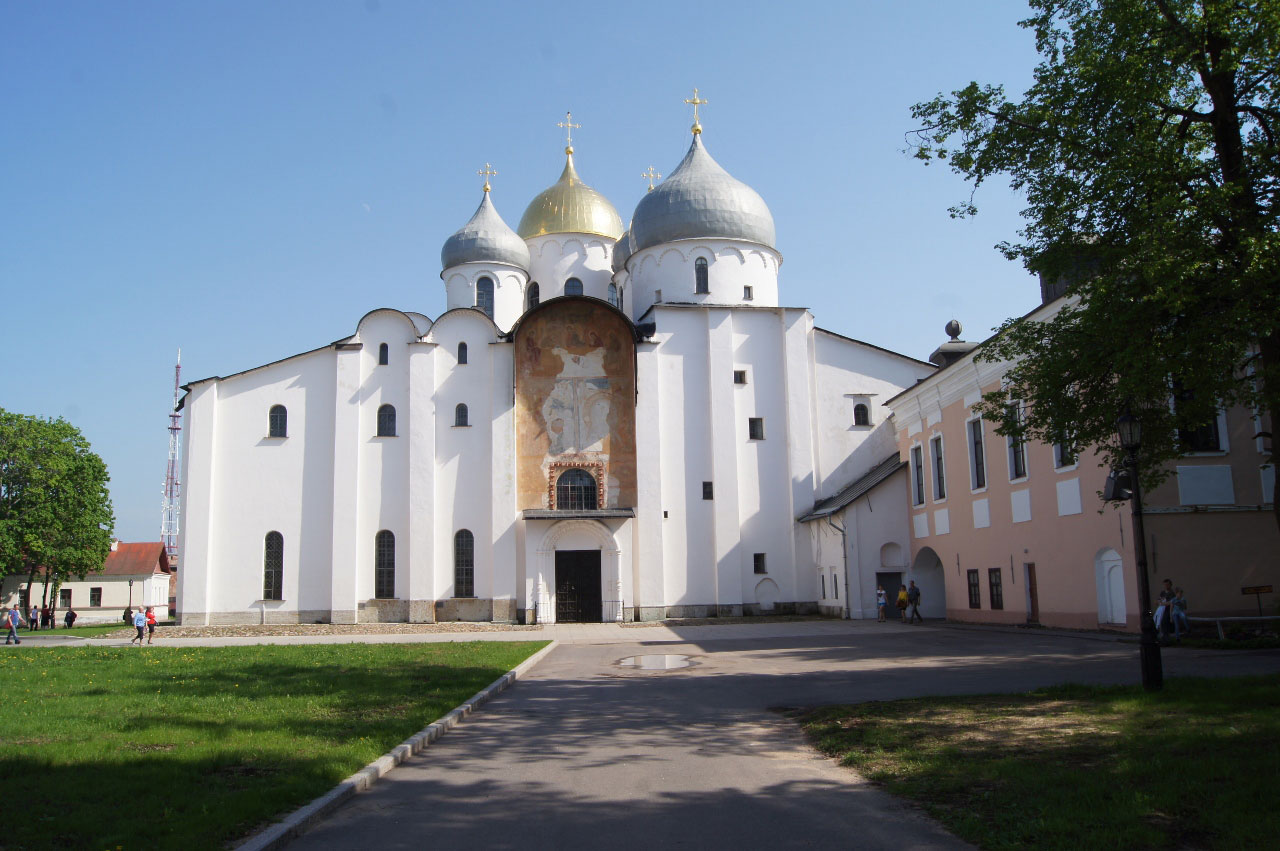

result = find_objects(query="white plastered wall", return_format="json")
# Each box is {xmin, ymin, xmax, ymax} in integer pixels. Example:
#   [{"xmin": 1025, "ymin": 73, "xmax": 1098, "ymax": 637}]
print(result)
[
  {"xmin": 628, "ymin": 240, "xmax": 781, "ymax": 317},
  {"xmin": 525, "ymin": 234, "xmax": 616, "ymax": 304}
]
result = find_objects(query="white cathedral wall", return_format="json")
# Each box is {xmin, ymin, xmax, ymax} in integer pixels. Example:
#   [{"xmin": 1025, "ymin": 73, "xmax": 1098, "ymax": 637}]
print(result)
[
  {"xmin": 628, "ymin": 240, "xmax": 781, "ymax": 317},
  {"xmin": 441, "ymin": 264, "xmax": 528, "ymax": 332},
  {"xmin": 525, "ymin": 234, "xmax": 616, "ymax": 303}
]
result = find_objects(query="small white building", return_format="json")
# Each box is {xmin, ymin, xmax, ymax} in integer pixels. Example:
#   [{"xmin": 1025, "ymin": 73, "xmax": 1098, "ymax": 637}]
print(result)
[
  {"xmin": 177, "ymin": 117, "xmax": 935, "ymax": 625},
  {"xmin": 2, "ymin": 541, "xmax": 172, "ymax": 625}
]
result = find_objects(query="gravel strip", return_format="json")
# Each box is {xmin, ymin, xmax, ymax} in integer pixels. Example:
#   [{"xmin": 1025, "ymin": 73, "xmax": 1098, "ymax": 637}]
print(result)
[{"xmin": 89, "ymin": 622, "xmax": 543, "ymax": 640}]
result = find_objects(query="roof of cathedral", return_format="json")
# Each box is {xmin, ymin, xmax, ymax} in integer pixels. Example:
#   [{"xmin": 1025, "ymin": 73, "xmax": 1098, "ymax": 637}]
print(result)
[
  {"xmin": 612, "ymin": 227, "xmax": 634, "ymax": 273},
  {"xmin": 799, "ymin": 453, "xmax": 906, "ymax": 521},
  {"xmin": 629, "ymin": 133, "xmax": 775, "ymax": 254},
  {"xmin": 441, "ymin": 190, "xmax": 531, "ymax": 271},
  {"xmin": 517, "ymin": 150, "xmax": 624, "ymax": 241}
]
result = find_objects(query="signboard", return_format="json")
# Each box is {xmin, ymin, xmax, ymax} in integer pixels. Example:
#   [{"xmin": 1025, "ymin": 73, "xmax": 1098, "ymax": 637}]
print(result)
[{"xmin": 1242, "ymin": 585, "xmax": 1273, "ymax": 595}]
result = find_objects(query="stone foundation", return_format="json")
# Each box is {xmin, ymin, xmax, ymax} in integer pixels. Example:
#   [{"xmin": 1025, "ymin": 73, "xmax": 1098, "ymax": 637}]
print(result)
[
  {"xmin": 359, "ymin": 599, "xmax": 409, "ymax": 623},
  {"xmin": 436, "ymin": 598, "xmax": 494, "ymax": 622},
  {"xmin": 492, "ymin": 599, "xmax": 517, "ymax": 623}
]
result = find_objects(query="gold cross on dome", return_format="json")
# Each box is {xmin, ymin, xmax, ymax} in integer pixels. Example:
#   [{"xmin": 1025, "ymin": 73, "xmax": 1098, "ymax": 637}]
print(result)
[
  {"xmin": 557, "ymin": 111, "xmax": 581, "ymax": 152},
  {"xmin": 684, "ymin": 87, "xmax": 708, "ymax": 134},
  {"xmin": 477, "ymin": 162, "xmax": 497, "ymax": 192},
  {"xmin": 642, "ymin": 166, "xmax": 662, "ymax": 191}
]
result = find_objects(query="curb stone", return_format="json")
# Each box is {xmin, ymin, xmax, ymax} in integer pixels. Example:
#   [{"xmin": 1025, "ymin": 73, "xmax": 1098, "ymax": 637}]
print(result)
[{"xmin": 235, "ymin": 640, "xmax": 558, "ymax": 851}]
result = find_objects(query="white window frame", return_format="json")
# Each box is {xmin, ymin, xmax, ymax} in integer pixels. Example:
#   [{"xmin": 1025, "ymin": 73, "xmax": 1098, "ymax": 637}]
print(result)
[
  {"xmin": 1006, "ymin": 402, "xmax": 1029, "ymax": 483},
  {"xmin": 966, "ymin": 415, "xmax": 987, "ymax": 493},
  {"xmin": 930, "ymin": 434, "xmax": 947, "ymax": 502},
  {"xmin": 910, "ymin": 443, "xmax": 926, "ymax": 506}
]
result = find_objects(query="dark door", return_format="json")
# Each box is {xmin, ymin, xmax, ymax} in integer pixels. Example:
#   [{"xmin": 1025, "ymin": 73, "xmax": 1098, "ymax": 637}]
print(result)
[
  {"xmin": 555, "ymin": 550, "xmax": 602, "ymax": 623},
  {"xmin": 1025, "ymin": 563, "xmax": 1039, "ymax": 623}
]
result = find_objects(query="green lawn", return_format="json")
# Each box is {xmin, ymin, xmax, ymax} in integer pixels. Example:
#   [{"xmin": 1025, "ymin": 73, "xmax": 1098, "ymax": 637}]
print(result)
[
  {"xmin": 803, "ymin": 675, "xmax": 1280, "ymax": 850},
  {"xmin": 0, "ymin": 641, "xmax": 547, "ymax": 850}
]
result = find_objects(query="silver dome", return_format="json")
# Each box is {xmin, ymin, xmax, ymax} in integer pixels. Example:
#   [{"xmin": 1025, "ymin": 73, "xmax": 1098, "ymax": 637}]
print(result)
[
  {"xmin": 611, "ymin": 228, "xmax": 634, "ymax": 273},
  {"xmin": 630, "ymin": 135, "xmax": 775, "ymax": 254},
  {"xmin": 441, "ymin": 191, "xmax": 531, "ymax": 272}
]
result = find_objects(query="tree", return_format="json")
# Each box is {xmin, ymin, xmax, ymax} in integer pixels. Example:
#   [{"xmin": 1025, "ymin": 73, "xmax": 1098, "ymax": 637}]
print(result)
[
  {"xmin": 0, "ymin": 409, "xmax": 115, "ymax": 603},
  {"xmin": 909, "ymin": 0, "xmax": 1279, "ymax": 528}
]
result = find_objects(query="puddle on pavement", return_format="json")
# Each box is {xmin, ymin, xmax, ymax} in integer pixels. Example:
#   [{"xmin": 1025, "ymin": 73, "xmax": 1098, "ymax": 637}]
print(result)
[{"xmin": 617, "ymin": 654, "xmax": 693, "ymax": 670}]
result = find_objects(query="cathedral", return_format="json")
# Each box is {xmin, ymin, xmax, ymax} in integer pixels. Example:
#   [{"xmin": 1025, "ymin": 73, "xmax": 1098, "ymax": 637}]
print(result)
[{"xmin": 176, "ymin": 102, "xmax": 935, "ymax": 625}]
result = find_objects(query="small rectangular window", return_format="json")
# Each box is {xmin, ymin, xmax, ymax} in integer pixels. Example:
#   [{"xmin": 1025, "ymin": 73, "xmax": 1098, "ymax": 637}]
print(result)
[
  {"xmin": 1054, "ymin": 439, "xmax": 1076, "ymax": 469},
  {"xmin": 969, "ymin": 419, "xmax": 987, "ymax": 489},
  {"xmin": 931, "ymin": 435, "xmax": 946, "ymax": 500},
  {"xmin": 59, "ymin": 588, "xmax": 72, "ymax": 607},
  {"xmin": 753, "ymin": 553, "xmax": 767, "ymax": 574},
  {"xmin": 733, "ymin": 370, "xmax": 747, "ymax": 385},
  {"xmin": 967, "ymin": 569, "xmax": 981, "ymax": 609},
  {"xmin": 988, "ymin": 568, "xmax": 1004, "ymax": 610},
  {"xmin": 702, "ymin": 481, "xmax": 714, "ymax": 500},
  {"xmin": 748, "ymin": 418, "xmax": 765, "ymax": 440},
  {"xmin": 89, "ymin": 587, "xmax": 102, "ymax": 608},
  {"xmin": 911, "ymin": 445, "xmax": 925, "ymax": 506},
  {"xmin": 743, "ymin": 285, "xmax": 754, "ymax": 300},
  {"xmin": 655, "ymin": 289, "xmax": 663, "ymax": 303}
]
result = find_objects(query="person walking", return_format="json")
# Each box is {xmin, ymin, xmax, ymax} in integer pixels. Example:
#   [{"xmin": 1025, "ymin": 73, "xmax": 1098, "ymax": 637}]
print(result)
[
  {"xmin": 145, "ymin": 606, "xmax": 157, "ymax": 644},
  {"xmin": 6, "ymin": 604, "xmax": 25, "ymax": 644},
  {"xmin": 907, "ymin": 580, "xmax": 923, "ymax": 624},
  {"xmin": 29, "ymin": 604, "xmax": 39, "ymax": 632},
  {"xmin": 64, "ymin": 608, "xmax": 77, "ymax": 629},
  {"xmin": 896, "ymin": 585, "xmax": 909, "ymax": 623},
  {"xmin": 130, "ymin": 607, "xmax": 147, "ymax": 646},
  {"xmin": 876, "ymin": 586, "xmax": 887, "ymax": 622},
  {"xmin": 40, "ymin": 605, "xmax": 51, "ymax": 630}
]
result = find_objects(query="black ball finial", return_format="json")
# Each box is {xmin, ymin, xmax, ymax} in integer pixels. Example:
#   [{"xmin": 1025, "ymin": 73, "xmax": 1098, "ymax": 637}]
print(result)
[{"xmin": 945, "ymin": 319, "xmax": 962, "ymax": 340}]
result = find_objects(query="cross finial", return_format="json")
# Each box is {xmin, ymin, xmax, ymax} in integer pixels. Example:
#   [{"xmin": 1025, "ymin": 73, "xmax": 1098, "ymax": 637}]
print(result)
[
  {"xmin": 556, "ymin": 110, "xmax": 581, "ymax": 154},
  {"xmin": 477, "ymin": 162, "xmax": 497, "ymax": 193},
  {"xmin": 684, "ymin": 87, "xmax": 708, "ymax": 135},
  {"xmin": 641, "ymin": 166, "xmax": 662, "ymax": 191}
]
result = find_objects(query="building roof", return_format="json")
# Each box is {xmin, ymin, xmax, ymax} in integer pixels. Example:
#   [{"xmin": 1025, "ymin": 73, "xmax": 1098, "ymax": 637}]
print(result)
[
  {"xmin": 441, "ymin": 189, "xmax": 531, "ymax": 272},
  {"xmin": 517, "ymin": 151, "xmax": 624, "ymax": 240},
  {"xmin": 799, "ymin": 453, "xmax": 905, "ymax": 521},
  {"xmin": 96, "ymin": 542, "xmax": 171, "ymax": 577}
]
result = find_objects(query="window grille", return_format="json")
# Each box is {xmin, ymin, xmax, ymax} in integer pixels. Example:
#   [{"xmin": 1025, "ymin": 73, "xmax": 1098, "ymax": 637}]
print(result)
[
  {"xmin": 695, "ymin": 257, "xmax": 709, "ymax": 293},
  {"xmin": 455, "ymin": 403, "xmax": 469, "ymax": 427},
  {"xmin": 454, "ymin": 530, "xmax": 475, "ymax": 598},
  {"xmin": 988, "ymin": 568, "xmax": 1004, "ymax": 610},
  {"xmin": 263, "ymin": 532, "xmax": 284, "ymax": 601},
  {"xmin": 528, "ymin": 282, "xmax": 540, "ymax": 310},
  {"xmin": 854, "ymin": 403, "xmax": 870, "ymax": 426},
  {"xmin": 268, "ymin": 405, "xmax": 287, "ymax": 438},
  {"xmin": 374, "ymin": 530, "xmax": 395, "ymax": 599},
  {"xmin": 564, "ymin": 277, "xmax": 583, "ymax": 296},
  {"xmin": 476, "ymin": 277, "xmax": 494, "ymax": 318},
  {"xmin": 967, "ymin": 569, "xmax": 981, "ymax": 609},
  {"xmin": 377, "ymin": 404, "xmax": 396, "ymax": 437},
  {"xmin": 556, "ymin": 468, "xmax": 598, "ymax": 510},
  {"xmin": 90, "ymin": 587, "xmax": 102, "ymax": 607},
  {"xmin": 608, "ymin": 282, "xmax": 619, "ymax": 307}
]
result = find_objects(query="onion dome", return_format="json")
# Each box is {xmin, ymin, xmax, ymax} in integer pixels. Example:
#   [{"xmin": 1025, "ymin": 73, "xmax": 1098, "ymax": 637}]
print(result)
[
  {"xmin": 630, "ymin": 134, "xmax": 775, "ymax": 254},
  {"xmin": 441, "ymin": 189, "xmax": 530, "ymax": 271},
  {"xmin": 612, "ymin": 228, "xmax": 634, "ymax": 273},
  {"xmin": 517, "ymin": 149, "xmax": 624, "ymax": 241}
]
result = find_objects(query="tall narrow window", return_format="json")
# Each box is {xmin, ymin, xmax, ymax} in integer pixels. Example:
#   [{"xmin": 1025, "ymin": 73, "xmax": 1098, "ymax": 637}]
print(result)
[
  {"xmin": 374, "ymin": 530, "xmax": 395, "ymax": 599},
  {"xmin": 263, "ymin": 532, "xmax": 283, "ymax": 601},
  {"xmin": 608, "ymin": 282, "xmax": 619, "ymax": 307},
  {"xmin": 476, "ymin": 277, "xmax": 494, "ymax": 318},
  {"xmin": 1053, "ymin": 438, "xmax": 1076, "ymax": 469},
  {"xmin": 454, "ymin": 530, "xmax": 475, "ymax": 598},
  {"xmin": 455, "ymin": 403, "xmax": 469, "ymax": 427},
  {"xmin": 655, "ymin": 288, "xmax": 662, "ymax": 303},
  {"xmin": 988, "ymin": 567, "xmax": 1004, "ymax": 610},
  {"xmin": 90, "ymin": 587, "xmax": 102, "ymax": 608},
  {"xmin": 854, "ymin": 404, "xmax": 870, "ymax": 426},
  {"xmin": 911, "ymin": 445, "xmax": 925, "ymax": 506},
  {"xmin": 457, "ymin": 342, "xmax": 468, "ymax": 364},
  {"xmin": 931, "ymin": 435, "xmax": 946, "ymax": 500},
  {"xmin": 834, "ymin": 575, "xmax": 839, "ymax": 600},
  {"xmin": 969, "ymin": 418, "xmax": 987, "ymax": 489},
  {"xmin": 377, "ymin": 404, "xmax": 397, "ymax": 436},
  {"xmin": 378, "ymin": 342, "xmax": 389, "ymax": 365},
  {"xmin": 268, "ymin": 405, "xmax": 287, "ymax": 438},
  {"xmin": 694, "ymin": 257, "xmax": 709, "ymax": 293},
  {"xmin": 821, "ymin": 575, "xmax": 826, "ymax": 599},
  {"xmin": 564, "ymin": 277, "xmax": 583, "ymax": 296},
  {"xmin": 556, "ymin": 468, "xmax": 598, "ymax": 510},
  {"xmin": 1007, "ymin": 403, "xmax": 1027, "ymax": 480},
  {"xmin": 967, "ymin": 569, "xmax": 981, "ymax": 608},
  {"xmin": 527, "ymin": 282, "xmax": 540, "ymax": 310}
]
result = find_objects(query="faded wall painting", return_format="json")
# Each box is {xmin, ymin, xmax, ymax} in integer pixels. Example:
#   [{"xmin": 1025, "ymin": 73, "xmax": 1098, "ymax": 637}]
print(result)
[{"xmin": 514, "ymin": 300, "xmax": 637, "ymax": 510}]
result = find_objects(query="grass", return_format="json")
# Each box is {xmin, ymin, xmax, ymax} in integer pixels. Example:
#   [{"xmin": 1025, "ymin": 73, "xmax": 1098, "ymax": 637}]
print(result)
[
  {"xmin": 0, "ymin": 641, "xmax": 547, "ymax": 850},
  {"xmin": 803, "ymin": 675, "xmax": 1280, "ymax": 850}
]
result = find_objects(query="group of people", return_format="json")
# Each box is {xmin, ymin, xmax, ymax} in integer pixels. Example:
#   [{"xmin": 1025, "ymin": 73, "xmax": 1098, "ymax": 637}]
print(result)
[
  {"xmin": 876, "ymin": 581, "xmax": 924, "ymax": 624},
  {"xmin": 124, "ymin": 606, "xmax": 158, "ymax": 645},
  {"xmin": 1155, "ymin": 579, "xmax": 1190, "ymax": 642},
  {"xmin": 18, "ymin": 604, "xmax": 77, "ymax": 631}
]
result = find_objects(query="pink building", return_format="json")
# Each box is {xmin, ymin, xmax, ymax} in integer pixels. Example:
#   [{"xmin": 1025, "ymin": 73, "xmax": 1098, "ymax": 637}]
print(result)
[{"xmin": 885, "ymin": 300, "xmax": 1276, "ymax": 631}]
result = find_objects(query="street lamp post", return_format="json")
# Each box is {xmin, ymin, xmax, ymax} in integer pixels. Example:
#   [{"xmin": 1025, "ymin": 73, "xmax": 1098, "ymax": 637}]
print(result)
[
  {"xmin": 1117, "ymin": 411, "xmax": 1163, "ymax": 691},
  {"xmin": 128, "ymin": 579, "xmax": 134, "ymax": 610}
]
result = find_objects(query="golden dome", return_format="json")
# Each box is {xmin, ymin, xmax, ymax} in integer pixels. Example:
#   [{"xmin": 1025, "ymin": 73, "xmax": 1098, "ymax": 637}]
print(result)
[{"xmin": 517, "ymin": 150, "xmax": 624, "ymax": 241}]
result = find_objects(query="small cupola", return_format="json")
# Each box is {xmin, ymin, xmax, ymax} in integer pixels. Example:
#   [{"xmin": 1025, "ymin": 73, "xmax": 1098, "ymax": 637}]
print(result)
[{"xmin": 929, "ymin": 320, "xmax": 979, "ymax": 368}]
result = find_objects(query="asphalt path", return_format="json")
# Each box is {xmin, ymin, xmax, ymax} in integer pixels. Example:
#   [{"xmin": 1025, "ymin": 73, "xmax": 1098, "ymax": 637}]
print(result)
[{"xmin": 285, "ymin": 622, "xmax": 1280, "ymax": 850}]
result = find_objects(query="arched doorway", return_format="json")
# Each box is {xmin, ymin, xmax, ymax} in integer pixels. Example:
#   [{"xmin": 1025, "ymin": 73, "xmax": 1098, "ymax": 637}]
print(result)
[
  {"xmin": 535, "ymin": 519, "xmax": 622, "ymax": 624},
  {"xmin": 909, "ymin": 546, "xmax": 947, "ymax": 619},
  {"xmin": 1094, "ymin": 548, "xmax": 1127, "ymax": 625}
]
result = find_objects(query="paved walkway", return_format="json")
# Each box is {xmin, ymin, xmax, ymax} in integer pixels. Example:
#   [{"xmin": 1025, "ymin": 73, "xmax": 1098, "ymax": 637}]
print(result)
[{"xmin": 269, "ymin": 621, "xmax": 1279, "ymax": 850}]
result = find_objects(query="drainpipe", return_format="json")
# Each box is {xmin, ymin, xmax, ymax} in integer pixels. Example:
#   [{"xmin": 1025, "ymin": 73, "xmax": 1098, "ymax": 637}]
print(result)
[{"xmin": 827, "ymin": 515, "xmax": 851, "ymax": 619}]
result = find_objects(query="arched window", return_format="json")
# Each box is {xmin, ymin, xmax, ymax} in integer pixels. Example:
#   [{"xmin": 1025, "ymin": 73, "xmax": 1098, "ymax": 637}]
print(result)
[
  {"xmin": 527, "ymin": 282, "xmax": 540, "ymax": 310},
  {"xmin": 556, "ymin": 468, "xmax": 598, "ymax": 510},
  {"xmin": 854, "ymin": 404, "xmax": 870, "ymax": 426},
  {"xmin": 476, "ymin": 276, "xmax": 494, "ymax": 318},
  {"xmin": 564, "ymin": 277, "xmax": 583, "ymax": 296},
  {"xmin": 454, "ymin": 530, "xmax": 475, "ymax": 598},
  {"xmin": 263, "ymin": 532, "xmax": 283, "ymax": 601},
  {"xmin": 268, "ymin": 405, "xmax": 287, "ymax": 438},
  {"xmin": 454, "ymin": 403, "xmax": 469, "ymax": 427},
  {"xmin": 695, "ymin": 257, "xmax": 709, "ymax": 293},
  {"xmin": 378, "ymin": 342, "xmax": 389, "ymax": 365},
  {"xmin": 608, "ymin": 282, "xmax": 619, "ymax": 307},
  {"xmin": 374, "ymin": 530, "xmax": 395, "ymax": 599},
  {"xmin": 457, "ymin": 341, "xmax": 468, "ymax": 364},
  {"xmin": 377, "ymin": 404, "xmax": 397, "ymax": 436}
]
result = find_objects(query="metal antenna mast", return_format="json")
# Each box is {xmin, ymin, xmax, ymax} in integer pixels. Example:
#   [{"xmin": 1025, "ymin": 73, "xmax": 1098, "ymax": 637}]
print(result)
[{"xmin": 161, "ymin": 349, "xmax": 182, "ymax": 562}]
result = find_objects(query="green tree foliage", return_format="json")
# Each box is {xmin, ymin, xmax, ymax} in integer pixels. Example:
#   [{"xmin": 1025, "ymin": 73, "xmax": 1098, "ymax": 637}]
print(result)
[
  {"xmin": 0, "ymin": 408, "xmax": 115, "ymax": 594},
  {"xmin": 910, "ymin": 0, "xmax": 1278, "ymax": 524}
]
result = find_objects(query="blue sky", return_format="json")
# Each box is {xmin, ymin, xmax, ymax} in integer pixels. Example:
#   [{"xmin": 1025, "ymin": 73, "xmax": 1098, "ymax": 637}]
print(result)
[{"xmin": 1, "ymin": 0, "xmax": 1042, "ymax": 541}]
